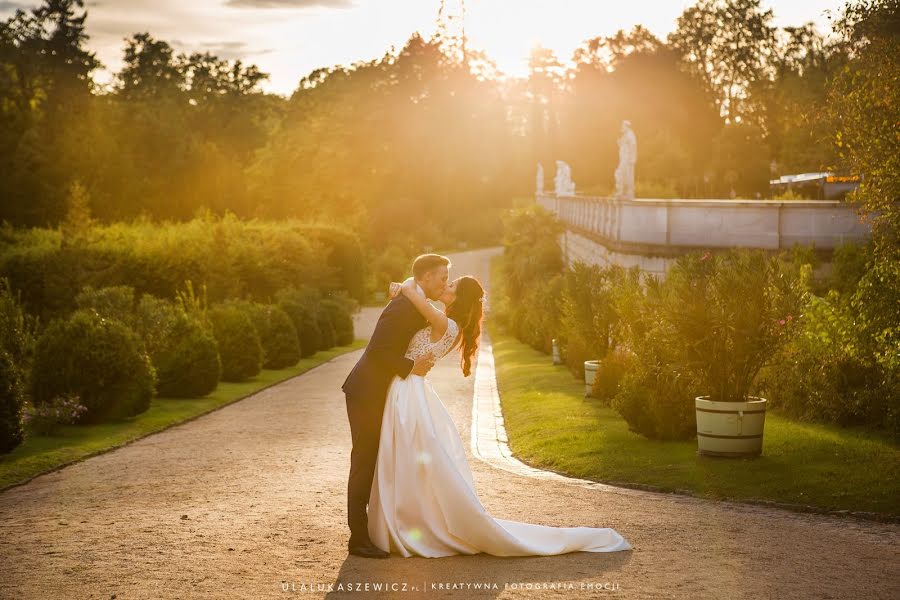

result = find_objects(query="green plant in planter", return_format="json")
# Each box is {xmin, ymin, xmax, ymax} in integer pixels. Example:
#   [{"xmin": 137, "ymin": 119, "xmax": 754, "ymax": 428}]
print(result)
[
  {"xmin": 666, "ymin": 249, "xmax": 807, "ymax": 403},
  {"xmin": 591, "ymin": 346, "xmax": 634, "ymax": 405},
  {"xmin": 560, "ymin": 263, "xmax": 641, "ymax": 380},
  {"xmin": 612, "ymin": 249, "xmax": 806, "ymax": 441},
  {"xmin": 611, "ymin": 276, "xmax": 701, "ymax": 440},
  {"xmin": 559, "ymin": 264, "xmax": 614, "ymax": 378}
]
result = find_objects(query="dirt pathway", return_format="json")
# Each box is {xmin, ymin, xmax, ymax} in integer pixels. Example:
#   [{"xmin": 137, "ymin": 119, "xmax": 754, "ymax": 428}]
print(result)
[{"xmin": 0, "ymin": 247, "xmax": 897, "ymax": 599}]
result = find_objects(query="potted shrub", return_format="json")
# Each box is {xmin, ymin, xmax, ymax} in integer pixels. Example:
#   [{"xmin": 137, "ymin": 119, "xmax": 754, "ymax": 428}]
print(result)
[
  {"xmin": 583, "ymin": 359, "xmax": 600, "ymax": 397},
  {"xmin": 666, "ymin": 250, "xmax": 806, "ymax": 457},
  {"xmin": 611, "ymin": 274, "xmax": 701, "ymax": 441},
  {"xmin": 561, "ymin": 263, "xmax": 638, "ymax": 397}
]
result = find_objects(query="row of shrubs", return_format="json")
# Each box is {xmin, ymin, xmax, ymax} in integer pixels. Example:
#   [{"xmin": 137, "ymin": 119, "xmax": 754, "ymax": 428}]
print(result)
[
  {"xmin": 0, "ymin": 211, "xmax": 366, "ymax": 324},
  {"xmin": 0, "ymin": 277, "xmax": 357, "ymax": 454},
  {"xmin": 493, "ymin": 206, "xmax": 899, "ymax": 441}
]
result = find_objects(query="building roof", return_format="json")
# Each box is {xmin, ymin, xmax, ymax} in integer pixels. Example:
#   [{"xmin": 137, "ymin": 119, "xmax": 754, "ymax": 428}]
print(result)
[{"xmin": 769, "ymin": 172, "xmax": 832, "ymax": 185}]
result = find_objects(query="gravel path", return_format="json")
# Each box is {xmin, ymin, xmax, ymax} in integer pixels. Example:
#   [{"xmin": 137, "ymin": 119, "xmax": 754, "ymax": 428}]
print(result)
[{"xmin": 0, "ymin": 247, "xmax": 897, "ymax": 599}]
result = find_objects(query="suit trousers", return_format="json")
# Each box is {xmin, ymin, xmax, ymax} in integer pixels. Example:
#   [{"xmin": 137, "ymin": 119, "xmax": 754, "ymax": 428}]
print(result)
[{"xmin": 345, "ymin": 391, "xmax": 387, "ymax": 546}]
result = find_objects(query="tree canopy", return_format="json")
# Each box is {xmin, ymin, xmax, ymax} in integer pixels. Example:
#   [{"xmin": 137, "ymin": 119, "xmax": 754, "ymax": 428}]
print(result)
[{"xmin": 0, "ymin": 0, "xmax": 892, "ymax": 246}]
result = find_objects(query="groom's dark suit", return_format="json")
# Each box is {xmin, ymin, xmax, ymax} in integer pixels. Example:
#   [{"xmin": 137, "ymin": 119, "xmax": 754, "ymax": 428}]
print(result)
[{"xmin": 342, "ymin": 294, "xmax": 427, "ymax": 546}]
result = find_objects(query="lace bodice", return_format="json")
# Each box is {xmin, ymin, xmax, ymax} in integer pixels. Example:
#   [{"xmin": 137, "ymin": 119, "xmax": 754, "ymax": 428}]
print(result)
[{"xmin": 404, "ymin": 319, "xmax": 460, "ymax": 362}]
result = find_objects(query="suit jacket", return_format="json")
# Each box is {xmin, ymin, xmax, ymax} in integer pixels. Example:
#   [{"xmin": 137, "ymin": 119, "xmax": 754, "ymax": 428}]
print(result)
[{"xmin": 342, "ymin": 294, "xmax": 427, "ymax": 404}]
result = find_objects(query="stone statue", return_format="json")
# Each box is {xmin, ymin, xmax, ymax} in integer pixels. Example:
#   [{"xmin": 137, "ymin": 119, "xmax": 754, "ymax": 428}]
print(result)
[
  {"xmin": 555, "ymin": 160, "xmax": 575, "ymax": 196},
  {"xmin": 615, "ymin": 120, "xmax": 637, "ymax": 199},
  {"xmin": 536, "ymin": 163, "xmax": 544, "ymax": 195}
]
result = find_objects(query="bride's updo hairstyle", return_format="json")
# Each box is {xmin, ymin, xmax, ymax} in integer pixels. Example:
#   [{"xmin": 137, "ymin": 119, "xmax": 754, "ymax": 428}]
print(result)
[{"xmin": 445, "ymin": 276, "xmax": 485, "ymax": 377}]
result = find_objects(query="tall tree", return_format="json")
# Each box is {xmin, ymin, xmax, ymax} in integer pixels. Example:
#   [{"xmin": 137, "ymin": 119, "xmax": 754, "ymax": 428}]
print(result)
[
  {"xmin": 118, "ymin": 32, "xmax": 183, "ymax": 101},
  {"xmin": 828, "ymin": 0, "xmax": 899, "ymax": 394},
  {"xmin": 562, "ymin": 27, "xmax": 720, "ymax": 196},
  {"xmin": 0, "ymin": 0, "xmax": 100, "ymax": 226},
  {"xmin": 748, "ymin": 24, "xmax": 846, "ymax": 174},
  {"xmin": 669, "ymin": 0, "xmax": 777, "ymax": 123}
]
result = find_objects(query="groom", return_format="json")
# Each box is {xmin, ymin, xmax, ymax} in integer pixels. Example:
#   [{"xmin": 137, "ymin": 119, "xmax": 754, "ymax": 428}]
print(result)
[{"xmin": 341, "ymin": 253, "xmax": 451, "ymax": 558}]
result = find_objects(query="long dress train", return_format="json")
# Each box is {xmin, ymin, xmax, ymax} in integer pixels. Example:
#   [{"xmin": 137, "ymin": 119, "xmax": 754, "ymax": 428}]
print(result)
[{"xmin": 367, "ymin": 319, "xmax": 631, "ymax": 558}]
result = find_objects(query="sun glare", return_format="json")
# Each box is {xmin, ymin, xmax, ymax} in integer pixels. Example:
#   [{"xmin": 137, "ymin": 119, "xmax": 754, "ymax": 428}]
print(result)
[{"xmin": 461, "ymin": 0, "xmax": 687, "ymax": 78}]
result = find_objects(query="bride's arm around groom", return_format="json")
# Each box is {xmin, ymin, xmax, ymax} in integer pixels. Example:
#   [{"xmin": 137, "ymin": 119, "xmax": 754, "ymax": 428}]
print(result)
[{"xmin": 390, "ymin": 277, "xmax": 450, "ymax": 339}]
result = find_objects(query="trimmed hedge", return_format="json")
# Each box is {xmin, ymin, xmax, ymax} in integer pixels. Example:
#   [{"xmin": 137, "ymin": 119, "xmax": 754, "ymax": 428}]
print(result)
[
  {"xmin": 208, "ymin": 303, "xmax": 262, "ymax": 382},
  {"xmin": 0, "ymin": 277, "xmax": 37, "ymax": 392},
  {"xmin": 322, "ymin": 297, "xmax": 355, "ymax": 346},
  {"xmin": 0, "ymin": 349, "xmax": 24, "ymax": 453},
  {"xmin": 0, "ymin": 215, "xmax": 366, "ymax": 324},
  {"xmin": 30, "ymin": 309, "xmax": 156, "ymax": 423},
  {"xmin": 241, "ymin": 301, "xmax": 301, "ymax": 370},
  {"xmin": 316, "ymin": 305, "xmax": 336, "ymax": 351},
  {"xmin": 75, "ymin": 287, "xmax": 221, "ymax": 399},
  {"xmin": 154, "ymin": 313, "xmax": 221, "ymax": 398},
  {"xmin": 276, "ymin": 286, "xmax": 322, "ymax": 358},
  {"xmin": 74, "ymin": 284, "xmax": 137, "ymax": 328}
]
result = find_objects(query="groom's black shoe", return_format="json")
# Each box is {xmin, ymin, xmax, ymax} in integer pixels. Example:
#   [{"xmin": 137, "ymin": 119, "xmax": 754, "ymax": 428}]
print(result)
[{"xmin": 348, "ymin": 540, "xmax": 389, "ymax": 559}]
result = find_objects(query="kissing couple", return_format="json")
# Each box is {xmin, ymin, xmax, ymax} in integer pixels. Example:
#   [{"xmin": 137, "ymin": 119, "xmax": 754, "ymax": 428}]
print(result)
[{"xmin": 342, "ymin": 253, "xmax": 631, "ymax": 558}]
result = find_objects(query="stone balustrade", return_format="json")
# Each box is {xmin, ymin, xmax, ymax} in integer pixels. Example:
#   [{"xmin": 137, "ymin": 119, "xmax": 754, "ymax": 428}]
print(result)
[{"xmin": 536, "ymin": 193, "xmax": 871, "ymax": 277}]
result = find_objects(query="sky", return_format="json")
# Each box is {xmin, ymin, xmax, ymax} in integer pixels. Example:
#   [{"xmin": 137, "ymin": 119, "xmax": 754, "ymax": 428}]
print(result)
[{"xmin": 0, "ymin": 0, "xmax": 846, "ymax": 96}]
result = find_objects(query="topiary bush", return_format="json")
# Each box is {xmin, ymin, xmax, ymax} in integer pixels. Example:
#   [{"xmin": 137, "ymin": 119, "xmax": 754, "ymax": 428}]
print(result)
[
  {"xmin": 276, "ymin": 286, "xmax": 322, "ymax": 358},
  {"xmin": 208, "ymin": 303, "xmax": 262, "ymax": 382},
  {"xmin": 120, "ymin": 292, "xmax": 221, "ymax": 398},
  {"xmin": 74, "ymin": 284, "xmax": 137, "ymax": 328},
  {"xmin": 30, "ymin": 309, "xmax": 156, "ymax": 423},
  {"xmin": 257, "ymin": 304, "xmax": 301, "ymax": 369},
  {"xmin": 154, "ymin": 312, "xmax": 222, "ymax": 397},
  {"xmin": 321, "ymin": 297, "xmax": 355, "ymax": 346},
  {"xmin": 316, "ymin": 304, "xmax": 336, "ymax": 351},
  {"xmin": 135, "ymin": 294, "xmax": 184, "ymax": 358},
  {"xmin": 226, "ymin": 299, "xmax": 301, "ymax": 369},
  {"xmin": 0, "ymin": 277, "xmax": 38, "ymax": 396},
  {"xmin": 0, "ymin": 349, "xmax": 25, "ymax": 453}
]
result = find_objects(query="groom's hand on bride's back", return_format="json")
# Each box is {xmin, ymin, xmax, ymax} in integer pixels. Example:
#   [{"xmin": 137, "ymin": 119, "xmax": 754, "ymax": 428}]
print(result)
[{"xmin": 411, "ymin": 352, "xmax": 435, "ymax": 376}]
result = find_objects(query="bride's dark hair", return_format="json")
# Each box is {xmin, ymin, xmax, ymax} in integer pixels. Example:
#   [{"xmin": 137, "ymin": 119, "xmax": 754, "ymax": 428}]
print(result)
[{"xmin": 445, "ymin": 276, "xmax": 485, "ymax": 377}]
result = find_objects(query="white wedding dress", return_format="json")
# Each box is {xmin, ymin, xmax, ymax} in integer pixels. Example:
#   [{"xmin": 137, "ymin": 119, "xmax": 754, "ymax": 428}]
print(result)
[{"xmin": 367, "ymin": 317, "xmax": 632, "ymax": 558}]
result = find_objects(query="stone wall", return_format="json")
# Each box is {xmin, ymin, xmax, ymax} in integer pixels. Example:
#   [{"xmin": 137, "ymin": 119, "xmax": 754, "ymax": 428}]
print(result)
[{"xmin": 539, "ymin": 194, "xmax": 871, "ymax": 277}]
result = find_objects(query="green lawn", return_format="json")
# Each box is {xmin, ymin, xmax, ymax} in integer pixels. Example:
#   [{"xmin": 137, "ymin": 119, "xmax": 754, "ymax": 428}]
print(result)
[
  {"xmin": 490, "ymin": 329, "xmax": 900, "ymax": 517},
  {"xmin": 0, "ymin": 340, "xmax": 365, "ymax": 491}
]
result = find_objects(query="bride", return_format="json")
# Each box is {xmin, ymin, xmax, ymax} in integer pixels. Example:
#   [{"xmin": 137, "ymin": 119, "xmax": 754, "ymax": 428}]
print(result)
[{"xmin": 367, "ymin": 276, "xmax": 632, "ymax": 558}]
